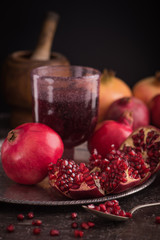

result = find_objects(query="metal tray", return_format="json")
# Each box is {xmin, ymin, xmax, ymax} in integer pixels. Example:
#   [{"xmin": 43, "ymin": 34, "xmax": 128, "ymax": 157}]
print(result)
[{"xmin": 0, "ymin": 160, "xmax": 156, "ymax": 206}]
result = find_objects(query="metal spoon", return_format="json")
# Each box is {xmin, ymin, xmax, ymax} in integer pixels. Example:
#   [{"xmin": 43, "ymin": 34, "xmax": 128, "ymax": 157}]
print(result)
[{"xmin": 82, "ymin": 202, "xmax": 160, "ymax": 222}]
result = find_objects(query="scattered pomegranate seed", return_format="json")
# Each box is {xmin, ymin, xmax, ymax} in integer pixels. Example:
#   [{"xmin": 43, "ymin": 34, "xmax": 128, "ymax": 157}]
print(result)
[
  {"xmin": 74, "ymin": 229, "xmax": 84, "ymax": 238},
  {"xmin": 155, "ymin": 216, "xmax": 160, "ymax": 223},
  {"xmin": 33, "ymin": 227, "xmax": 41, "ymax": 235},
  {"xmin": 32, "ymin": 219, "xmax": 42, "ymax": 226},
  {"xmin": 17, "ymin": 213, "xmax": 25, "ymax": 221},
  {"xmin": 27, "ymin": 212, "xmax": 34, "ymax": 219},
  {"xmin": 87, "ymin": 221, "xmax": 95, "ymax": 227},
  {"xmin": 71, "ymin": 212, "xmax": 78, "ymax": 219},
  {"xmin": 71, "ymin": 222, "xmax": 78, "ymax": 228},
  {"xmin": 81, "ymin": 222, "xmax": 89, "ymax": 230},
  {"xmin": 50, "ymin": 229, "xmax": 60, "ymax": 236},
  {"xmin": 6, "ymin": 224, "xmax": 15, "ymax": 233}
]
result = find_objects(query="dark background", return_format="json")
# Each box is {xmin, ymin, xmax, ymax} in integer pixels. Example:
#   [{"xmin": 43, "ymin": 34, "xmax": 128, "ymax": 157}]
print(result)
[{"xmin": 0, "ymin": 0, "xmax": 159, "ymax": 111}]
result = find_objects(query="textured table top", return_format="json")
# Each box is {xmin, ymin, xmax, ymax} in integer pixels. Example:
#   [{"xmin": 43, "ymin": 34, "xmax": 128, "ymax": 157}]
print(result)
[{"xmin": 0, "ymin": 113, "xmax": 160, "ymax": 240}]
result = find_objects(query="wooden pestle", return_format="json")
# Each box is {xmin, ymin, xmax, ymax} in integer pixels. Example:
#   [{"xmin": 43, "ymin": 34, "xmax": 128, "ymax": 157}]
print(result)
[
  {"xmin": 31, "ymin": 11, "xmax": 60, "ymax": 60},
  {"xmin": 1, "ymin": 11, "xmax": 70, "ymax": 127}
]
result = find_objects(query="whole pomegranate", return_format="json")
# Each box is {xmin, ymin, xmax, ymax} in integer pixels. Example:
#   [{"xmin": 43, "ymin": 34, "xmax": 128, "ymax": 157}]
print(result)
[
  {"xmin": 88, "ymin": 111, "xmax": 133, "ymax": 157},
  {"xmin": 133, "ymin": 71, "xmax": 160, "ymax": 106},
  {"xmin": 149, "ymin": 94, "xmax": 160, "ymax": 128},
  {"xmin": 105, "ymin": 96, "xmax": 150, "ymax": 130},
  {"xmin": 98, "ymin": 69, "xmax": 132, "ymax": 122},
  {"xmin": 1, "ymin": 122, "xmax": 64, "ymax": 185}
]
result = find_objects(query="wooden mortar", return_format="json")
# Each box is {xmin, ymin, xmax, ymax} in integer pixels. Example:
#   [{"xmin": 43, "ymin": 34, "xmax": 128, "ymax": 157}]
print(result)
[{"xmin": 1, "ymin": 11, "xmax": 70, "ymax": 128}]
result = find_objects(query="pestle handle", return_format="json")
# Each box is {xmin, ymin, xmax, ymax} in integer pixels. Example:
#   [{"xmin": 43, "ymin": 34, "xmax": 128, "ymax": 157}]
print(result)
[{"xmin": 31, "ymin": 11, "xmax": 59, "ymax": 60}]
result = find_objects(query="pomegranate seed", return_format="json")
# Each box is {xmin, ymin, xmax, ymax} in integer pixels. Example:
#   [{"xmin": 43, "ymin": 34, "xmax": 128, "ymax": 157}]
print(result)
[
  {"xmin": 119, "ymin": 210, "xmax": 126, "ymax": 217},
  {"xmin": 81, "ymin": 222, "xmax": 89, "ymax": 229},
  {"xmin": 74, "ymin": 229, "xmax": 84, "ymax": 237},
  {"xmin": 71, "ymin": 212, "xmax": 78, "ymax": 219},
  {"xmin": 32, "ymin": 219, "xmax": 42, "ymax": 226},
  {"xmin": 99, "ymin": 204, "xmax": 106, "ymax": 212},
  {"xmin": 27, "ymin": 212, "xmax": 34, "ymax": 219},
  {"xmin": 33, "ymin": 227, "xmax": 41, "ymax": 235},
  {"xmin": 106, "ymin": 207, "xmax": 113, "ymax": 214},
  {"xmin": 17, "ymin": 213, "xmax": 25, "ymax": 221},
  {"xmin": 155, "ymin": 216, "xmax": 160, "ymax": 223},
  {"xmin": 125, "ymin": 212, "xmax": 132, "ymax": 218},
  {"xmin": 50, "ymin": 229, "xmax": 60, "ymax": 236},
  {"xmin": 6, "ymin": 224, "xmax": 15, "ymax": 232},
  {"xmin": 87, "ymin": 221, "xmax": 95, "ymax": 227},
  {"xmin": 95, "ymin": 206, "xmax": 100, "ymax": 211},
  {"xmin": 71, "ymin": 222, "xmax": 78, "ymax": 228},
  {"xmin": 105, "ymin": 200, "xmax": 114, "ymax": 207}
]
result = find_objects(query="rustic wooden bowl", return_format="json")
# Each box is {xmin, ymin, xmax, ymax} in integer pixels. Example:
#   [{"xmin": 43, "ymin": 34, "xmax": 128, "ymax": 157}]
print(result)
[
  {"xmin": 1, "ymin": 50, "xmax": 70, "ymax": 127},
  {"xmin": 0, "ymin": 12, "xmax": 70, "ymax": 128}
]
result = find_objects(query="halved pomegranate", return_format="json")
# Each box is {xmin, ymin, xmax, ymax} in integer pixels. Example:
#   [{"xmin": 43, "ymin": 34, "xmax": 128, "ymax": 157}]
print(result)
[
  {"xmin": 89, "ymin": 145, "xmax": 150, "ymax": 194},
  {"xmin": 48, "ymin": 126, "xmax": 160, "ymax": 199},
  {"xmin": 48, "ymin": 149, "xmax": 149, "ymax": 199},
  {"xmin": 120, "ymin": 126, "xmax": 160, "ymax": 175},
  {"xmin": 48, "ymin": 160, "xmax": 104, "ymax": 199}
]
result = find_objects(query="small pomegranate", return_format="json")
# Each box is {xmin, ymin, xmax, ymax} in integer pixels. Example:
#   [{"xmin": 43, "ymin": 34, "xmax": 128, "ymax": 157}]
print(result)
[
  {"xmin": 98, "ymin": 69, "xmax": 132, "ymax": 122},
  {"xmin": 48, "ymin": 126, "xmax": 160, "ymax": 199},
  {"xmin": 88, "ymin": 111, "xmax": 133, "ymax": 157},
  {"xmin": 133, "ymin": 71, "xmax": 160, "ymax": 106},
  {"xmin": 105, "ymin": 96, "xmax": 150, "ymax": 130},
  {"xmin": 1, "ymin": 122, "xmax": 64, "ymax": 185},
  {"xmin": 149, "ymin": 94, "xmax": 160, "ymax": 128}
]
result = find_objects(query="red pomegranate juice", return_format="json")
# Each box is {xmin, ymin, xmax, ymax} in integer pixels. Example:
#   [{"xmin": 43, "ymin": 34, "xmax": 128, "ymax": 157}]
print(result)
[{"xmin": 33, "ymin": 85, "xmax": 98, "ymax": 148}]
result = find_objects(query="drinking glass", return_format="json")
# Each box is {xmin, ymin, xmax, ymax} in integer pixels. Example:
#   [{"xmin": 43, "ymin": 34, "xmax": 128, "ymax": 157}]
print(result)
[{"xmin": 31, "ymin": 65, "xmax": 100, "ymax": 159}]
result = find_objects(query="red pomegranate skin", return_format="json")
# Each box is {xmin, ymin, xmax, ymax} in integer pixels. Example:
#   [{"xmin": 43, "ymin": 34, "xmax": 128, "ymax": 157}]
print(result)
[
  {"xmin": 105, "ymin": 97, "xmax": 150, "ymax": 130},
  {"xmin": 149, "ymin": 94, "xmax": 160, "ymax": 128},
  {"xmin": 1, "ymin": 123, "xmax": 64, "ymax": 185},
  {"xmin": 88, "ymin": 120, "xmax": 132, "ymax": 158}
]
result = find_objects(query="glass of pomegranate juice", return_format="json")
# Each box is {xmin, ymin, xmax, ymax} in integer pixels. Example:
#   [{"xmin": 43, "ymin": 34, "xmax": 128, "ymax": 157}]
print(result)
[{"xmin": 31, "ymin": 65, "xmax": 100, "ymax": 159}]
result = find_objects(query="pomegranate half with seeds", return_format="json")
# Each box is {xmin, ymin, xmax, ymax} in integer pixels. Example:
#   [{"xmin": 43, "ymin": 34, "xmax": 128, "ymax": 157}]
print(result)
[
  {"xmin": 48, "ymin": 125, "xmax": 160, "ymax": 199},
  {"xmin": 120, "ymin": 126, "xmax": 160, "ymax": 174}
]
